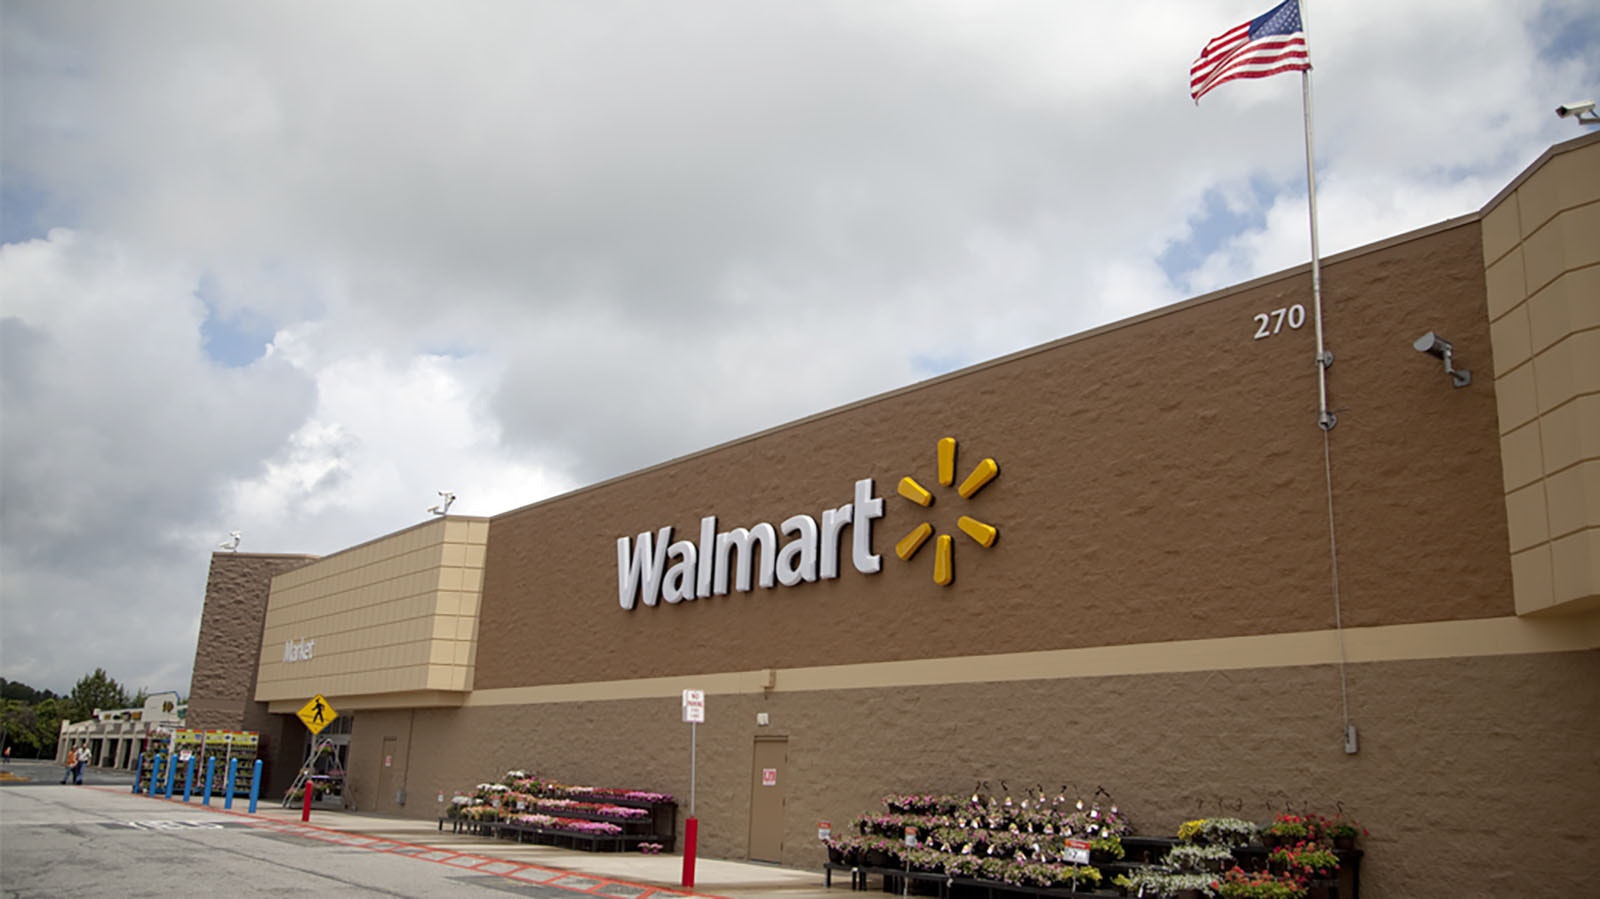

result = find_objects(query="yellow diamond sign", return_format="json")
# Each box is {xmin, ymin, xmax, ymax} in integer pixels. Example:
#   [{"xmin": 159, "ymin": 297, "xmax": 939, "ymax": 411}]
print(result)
[{"xmin": 297, "ymin": 694, "xmax": 338, "ymax": 735}]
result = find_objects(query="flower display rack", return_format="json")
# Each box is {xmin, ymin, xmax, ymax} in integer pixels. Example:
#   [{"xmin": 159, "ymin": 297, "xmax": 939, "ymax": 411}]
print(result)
[
  {"xmin": 438, "ymin": 771, "xmax": 677, "ymax": 854},
  {"xmin": 823, "ymin": 794, "xmax": 1365, "ymax": 899}
]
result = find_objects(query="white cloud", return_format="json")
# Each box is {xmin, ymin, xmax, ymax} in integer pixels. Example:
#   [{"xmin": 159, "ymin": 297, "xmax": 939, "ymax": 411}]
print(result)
[{"xmin": 1, "ymin": 0, "xmax": 1595, "ymax": 693}]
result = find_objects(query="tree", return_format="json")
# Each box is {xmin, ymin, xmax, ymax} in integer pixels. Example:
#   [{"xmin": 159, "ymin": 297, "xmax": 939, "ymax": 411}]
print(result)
[
  {"xmin": 0, "ymin": 699, "xmax": 39, "ymax": 757},
  {"xmin": 31, "ymin": 697, "xmax": 72, "ymax": 758},
  {"xmin": 1, "ymin": 678, "xmax": 57, "ymax": 704},
  {"xmin": 67, "ymin": 668, "xmax": 129, "ymax": 718}
]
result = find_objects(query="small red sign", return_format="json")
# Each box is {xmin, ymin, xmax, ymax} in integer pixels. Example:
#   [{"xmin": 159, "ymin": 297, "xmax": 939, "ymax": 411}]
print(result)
[
  {"xmin": 762, "ymin": 768, "xmax": 777, "ymax": 786},
  {"xmin": 1062, "ymin": 839, "xmax": 1092, "ymax": 865}
]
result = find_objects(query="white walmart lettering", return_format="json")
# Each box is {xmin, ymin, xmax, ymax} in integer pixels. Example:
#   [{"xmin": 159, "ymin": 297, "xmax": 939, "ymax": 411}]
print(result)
[{"xmin": 617, "ymin": 478, "xmax": 884, "ymax": 610}]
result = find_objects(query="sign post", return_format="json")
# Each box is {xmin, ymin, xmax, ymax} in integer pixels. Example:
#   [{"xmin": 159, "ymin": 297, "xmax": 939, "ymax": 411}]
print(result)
[
  {"xmin": 294, "ymin": 694, "xmax": 339, "ymax": 822},
  {"xmin": 681, "ymin": 689, "xmax": 704, "ymax": 889}
]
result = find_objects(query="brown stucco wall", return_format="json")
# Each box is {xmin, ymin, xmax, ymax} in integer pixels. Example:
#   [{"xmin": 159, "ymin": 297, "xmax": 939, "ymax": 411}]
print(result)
[
  {"xmin": 187, "ymin": 551, "xmax": 318, "ymax": 797},
  {"xmin": 474, "ymin": 219, "xmax": 1510, "ymax": 689},
  {"xmin": 360, "ymin": 649, "xmax": 1597, "ymax": 898},
  {"xmin": 187, "ymin": 552, "xmax": 318, "ymax": 731}
]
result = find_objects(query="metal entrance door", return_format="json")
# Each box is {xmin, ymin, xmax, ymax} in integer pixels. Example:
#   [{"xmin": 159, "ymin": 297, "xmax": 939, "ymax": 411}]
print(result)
[{"xmin": 747, "ymin": 737, "xmax": 788, "ymax": 862}]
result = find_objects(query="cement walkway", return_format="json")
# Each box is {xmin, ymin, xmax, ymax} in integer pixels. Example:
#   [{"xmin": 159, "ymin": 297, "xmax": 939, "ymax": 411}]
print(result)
[{"xmin": 198, "ymin": 795, "xmax": 837, "ymax": 899}]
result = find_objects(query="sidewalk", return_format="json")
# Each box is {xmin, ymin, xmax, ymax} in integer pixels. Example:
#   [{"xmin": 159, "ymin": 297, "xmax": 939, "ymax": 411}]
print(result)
[{"xmin": 221, "ymin": 799, "xmax": 838, "ymax": 899}]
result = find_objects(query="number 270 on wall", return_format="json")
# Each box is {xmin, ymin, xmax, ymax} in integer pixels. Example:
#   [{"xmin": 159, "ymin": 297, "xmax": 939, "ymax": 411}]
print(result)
[{"xmin": 1252, "ymin": 303, "xmax": 1306, "ymax": 340}]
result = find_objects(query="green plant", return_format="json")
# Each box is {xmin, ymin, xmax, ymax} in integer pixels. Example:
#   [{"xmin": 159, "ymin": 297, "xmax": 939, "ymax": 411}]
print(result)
[
  {"xmin": 1165, "ymin": 841, "xmax": 1235, "ymax": 871},
  {"xmin": 1325, "ymin": 817, "xmax": 1366, "ymax": 845},
  {"xmin": 1137, "ymin": 869, "xmax": 1219, "ymax": 896},
  {"xmin": 1263, "ymin": 814, "xmax": 1311, "ymax": 843},
  {"xmin": 1064, "ymin": 864, "xmax": 1102, "ymax": 887},
  {"xmin": 1179, "ymin": 817, "xmax": 1260, "ymax": 846},
  {"xmin": 1091, "ymin": 834, "xmax": 1126, "ymax": 860}
]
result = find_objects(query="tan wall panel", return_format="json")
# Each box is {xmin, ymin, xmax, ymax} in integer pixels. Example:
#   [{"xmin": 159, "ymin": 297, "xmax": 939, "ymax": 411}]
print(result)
[
  {"xmin": 1516, "ymin": 146, "xmax": 1600, "ymax": 236},
  {"xmin": 1489, "ymin": 301, "xmax": 1532, "ymax": 375},
  {"xmin": 1527, "ymin": 265, "xmax": 1600, "ymax": 355},
  {"xmin": 1551, "ymin": 528, "xmax": 1600, "ymax": 610},
  {"xmin": 1523, "ymin": 202, "xmax": 1600, "ymax": 294},
  {"xmin": 1499, "ymin": 419, "xmax": 1544, "ymax": 491},
  {"xmin": 1540, "ymin": 392, "xmax": 1600, "ymax": 475},
  {"xmin": 1487, "ymin": 137, "xmax": 1600, "ymax": 616},
  {"xmin": 1534, "ymin": 328, "xmax": 1600, "ymax": 416},
  {"xmin": 255, "ymin": 517, "xmax": 490, "ymax": 703},
  {"xmin": 1479, "ymin": 193, "xmax": 1520, "ymax": 270}
]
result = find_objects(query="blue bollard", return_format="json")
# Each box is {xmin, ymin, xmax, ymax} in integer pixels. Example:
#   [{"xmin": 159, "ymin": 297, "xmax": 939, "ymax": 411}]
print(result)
[
  {"xmin": 224, "ymin": 758, "xmax": 238, "ymax": 810},
  {"xmin": 247, "ymin": 759, "xmax": 263, "ymax": 814},
  {"xmin": 163, "ymin": 753, "xmax": 176, "ymax": 799},
  {"xmin": 131, "ymin": 754, "xmax": 143, "ymax": 794},
  {"xmin": 182, "ymin": 756, "xmax": 195, "ymax": 802},
  {"xmin": 148, "ymin": 755, "xmax": 162, "ymax": 796},
  {"xmin": 203, "ymin": 757, "xmax": 215, "ymax": 806}
]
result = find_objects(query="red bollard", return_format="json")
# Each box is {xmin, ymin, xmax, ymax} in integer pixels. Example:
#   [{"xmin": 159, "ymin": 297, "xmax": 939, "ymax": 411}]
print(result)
[
  {"xmin": 680, "ymin": 816, "xmax": 699, "ymax": 888},
  {"xmin": 301, "ymin": 781, "xmax": 314, "ymax": 822}
]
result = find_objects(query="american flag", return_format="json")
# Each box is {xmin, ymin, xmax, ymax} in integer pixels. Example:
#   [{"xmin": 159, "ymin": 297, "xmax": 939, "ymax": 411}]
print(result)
[{"xmin": 1190, "ymin": 0, "xmax": 1311, "ymax": 103}]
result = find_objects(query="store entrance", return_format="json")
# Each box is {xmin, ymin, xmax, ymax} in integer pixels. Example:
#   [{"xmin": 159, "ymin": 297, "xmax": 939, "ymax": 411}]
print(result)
[{"xmin": 302, "ymin": 715, "xmax": 353, "ymax": 808}]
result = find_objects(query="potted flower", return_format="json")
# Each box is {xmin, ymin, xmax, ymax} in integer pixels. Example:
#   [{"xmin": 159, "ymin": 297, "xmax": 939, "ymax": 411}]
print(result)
[
  {"xmin": 1262, "ymin": 814, "xmax": 1315, "ymax": 847},
  {"xmin": 1268, "ymin": 842, "xmax": 1339, "ymax": 879},
  {"xmin": 1179, "ymin": 817, "xmax": 1260, "ymax": 847},
  {"xmin": 1152, "ymin": 870, "xmax": 1220, "ymax": 898},
  {"xmin": 1090, "ymin": 834, "xmax": 1126, "ymax": 863},
  {"xmin": 1325, "ymin": 817, "xmax": 1366, "ymax": 851},
  {"xmin": 1166, "ymin": 841, "xmax": 1237, "ymax": 873},
  {"xmin": 1214, "ymin": 866, "xmax": 1308, "ymax": 899},
  {"xmin": 859, "ymin": 834, "xmax": 901, "ymax": 868},
  {"xmin": 1057, "ymin": 864, "xmax": 1102, "ymax": 891}
]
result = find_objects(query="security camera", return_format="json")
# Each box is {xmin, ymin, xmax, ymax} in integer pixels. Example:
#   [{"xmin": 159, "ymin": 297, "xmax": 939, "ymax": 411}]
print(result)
[
  {"xmin": 1556, "ymin": 100, "xmax": 1596, "ymax": 118},
  {"xmin": 1413, "ymin": 331, "xmax": 1451, "ymax": 359}
]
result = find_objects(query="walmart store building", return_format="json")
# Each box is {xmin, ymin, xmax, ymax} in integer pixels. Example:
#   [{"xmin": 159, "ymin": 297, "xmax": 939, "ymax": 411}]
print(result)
[{"xmin": 186, "ymin": 134, "xmax": 1599, "ymax": 896}]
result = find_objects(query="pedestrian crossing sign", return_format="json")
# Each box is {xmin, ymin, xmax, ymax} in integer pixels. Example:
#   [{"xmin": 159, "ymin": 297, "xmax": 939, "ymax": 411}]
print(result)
[{"xmin": 297, "ymin": 694, "xmax": 338, "ymax": 735}]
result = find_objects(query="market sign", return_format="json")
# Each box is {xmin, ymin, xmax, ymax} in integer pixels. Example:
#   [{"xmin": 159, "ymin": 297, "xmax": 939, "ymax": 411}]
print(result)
[{"xmin": 297, "ymin": 694, "xmax": 338, "ymax": 735}]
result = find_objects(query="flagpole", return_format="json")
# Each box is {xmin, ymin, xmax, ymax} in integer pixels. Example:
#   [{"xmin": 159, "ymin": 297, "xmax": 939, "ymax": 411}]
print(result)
[
  {"xmin": 1296, "ymin": 2, "xmax": 1354, "ymax": 757},
  {"xmin": 1299, "ymin": 15, "xmax": 1333, "ymax": 431}
]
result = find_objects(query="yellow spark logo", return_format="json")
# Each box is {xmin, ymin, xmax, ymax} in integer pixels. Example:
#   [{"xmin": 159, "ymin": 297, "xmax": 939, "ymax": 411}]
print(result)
[{"xmin": 894, "ymin": 437, "xmax": 999, "ymax": 585}]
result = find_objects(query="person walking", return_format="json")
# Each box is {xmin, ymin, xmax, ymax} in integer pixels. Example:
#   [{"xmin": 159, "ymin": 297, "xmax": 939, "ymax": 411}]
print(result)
[
  {"xmin": 74, "ymin": 746, "xmax": 88, "ymax": 784},
  {"xmin": 61, "ymin": 747, "xmax": 77, "ymax": 784}
]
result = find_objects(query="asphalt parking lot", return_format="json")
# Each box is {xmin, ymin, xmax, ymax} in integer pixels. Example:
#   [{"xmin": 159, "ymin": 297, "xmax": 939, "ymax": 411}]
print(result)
[{"xmin": 0, "ymin": 760, "xmax": 835, "ymax": 899}]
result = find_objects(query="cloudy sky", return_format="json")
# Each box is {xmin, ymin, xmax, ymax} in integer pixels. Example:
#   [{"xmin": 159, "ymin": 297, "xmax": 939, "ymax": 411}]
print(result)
[{"xmin": 2, "ymin": 0, "xmax": 1595, "ymax": 698}]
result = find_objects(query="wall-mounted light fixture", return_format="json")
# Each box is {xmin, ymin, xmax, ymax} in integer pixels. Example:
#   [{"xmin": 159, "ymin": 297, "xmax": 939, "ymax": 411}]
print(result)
[{"xmin": 1413, "ymin": 332, "xmax": 1471, "ymax": 388}]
